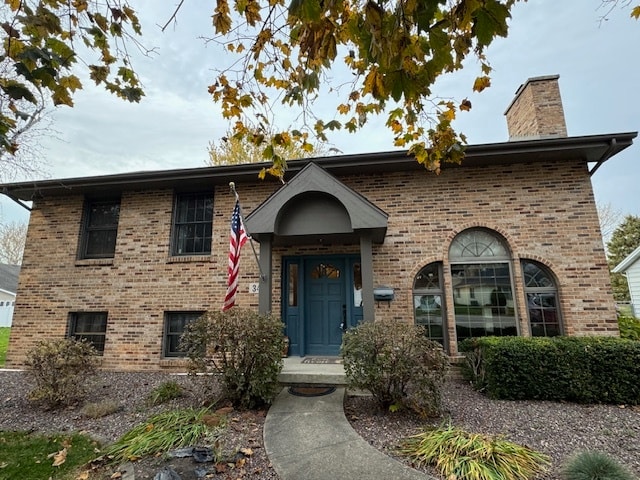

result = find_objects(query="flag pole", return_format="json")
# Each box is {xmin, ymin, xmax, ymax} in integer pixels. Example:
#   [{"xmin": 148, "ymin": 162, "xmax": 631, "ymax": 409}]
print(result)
[{"xmin": 229, "ymin": 182, "xmax": 266, "ymax": 281}]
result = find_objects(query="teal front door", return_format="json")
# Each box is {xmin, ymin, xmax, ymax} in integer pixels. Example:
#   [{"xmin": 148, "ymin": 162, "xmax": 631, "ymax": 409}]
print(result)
[
  {"xmin": 283, "ymin": 255, "xmax": 363, "ymax": 356},
  {"xmin": 305, "ymin": 259, "xmax": 345, "ymax": 355}
]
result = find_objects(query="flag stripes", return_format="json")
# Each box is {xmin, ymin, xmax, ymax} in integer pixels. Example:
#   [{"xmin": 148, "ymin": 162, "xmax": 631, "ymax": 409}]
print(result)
[{"xmin": 223, "ymin": 200, "xmax": 248, "ymax": 311}]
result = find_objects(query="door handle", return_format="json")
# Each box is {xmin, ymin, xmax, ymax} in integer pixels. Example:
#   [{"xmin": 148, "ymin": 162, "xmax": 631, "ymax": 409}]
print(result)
[{"xmin": 340, "ymin": 304, "xmax": 347, "ymax": 331}]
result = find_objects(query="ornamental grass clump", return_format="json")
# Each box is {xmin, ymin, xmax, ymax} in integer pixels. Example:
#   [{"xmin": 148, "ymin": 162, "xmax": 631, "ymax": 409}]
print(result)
[
  {"xmin": 104, "ymin": 408, "xmax": 219, "ymax": 462},
  {"xmin": 399, "ymin": 425, "xmax": 550, "ymax": 480},
  {"xmin": 146, "ymin": 380, "xmax": 184, "ymax": 406},
  {"xmin": 561, "ymin": 451, "xmax": 635, "ymax": 480}
]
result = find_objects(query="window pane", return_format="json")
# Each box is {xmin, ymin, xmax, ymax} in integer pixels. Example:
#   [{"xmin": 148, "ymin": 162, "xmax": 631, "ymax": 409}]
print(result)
[
  {"xmin": 353, "ymin": 263, "xmax": 362, "ymax": 307},
  {"xmin": 413, "ymin": 262, "xmax": 445, "ymax": 346},
  {"xmin": 452, "ymin": 263, "xmax": 517, "ymax": 343},
  {"xmin": 449, "ymin": 229, "xmax": 510, "ymax": 261},
  {"xmin": 164, "ymin": 312, "xmax": 203, "ymax": 357},
  {"xmin": 89, "ymin": 203, "xmax": 120, "ymax": 227},
  {"xmin": 522, "ymin": 261, "xmax": 562, "ymax": 337},
  {"xmin": 70, "ymin": 312, "xmax": 107, "ymax": 354},
  {"xmin": 288, "ymin": 264, "xmax": 298, "ymax": 307},
  {"xmin": 82, "ymin": 200, "xmax": 120, "ymax": 259},
  {"xmin": 414, "ymin": 294, "xmax": 444, "ymax": 344},
  {"xmin": 173, "ymin": 194, "xmax": 213, "ymax": 255},
  {"xmin": 414, "ymin": 263, "xmax": 440, "ymax": 290}
]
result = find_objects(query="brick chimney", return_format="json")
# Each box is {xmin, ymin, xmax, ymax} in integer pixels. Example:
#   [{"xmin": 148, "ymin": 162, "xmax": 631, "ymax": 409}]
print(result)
[{"xmin": 504, "ymin": 75, "xmax": 567, "ymax": 140}]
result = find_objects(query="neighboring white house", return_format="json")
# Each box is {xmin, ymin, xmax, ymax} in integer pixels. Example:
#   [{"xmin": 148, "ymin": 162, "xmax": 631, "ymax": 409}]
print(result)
[
  {"xmin": 0, "ymin": 264, "xmax": 19, "ymax": 327},
  {"xmin": 612, "ymin": 245, "xmax": 640, "ymax": 317}
]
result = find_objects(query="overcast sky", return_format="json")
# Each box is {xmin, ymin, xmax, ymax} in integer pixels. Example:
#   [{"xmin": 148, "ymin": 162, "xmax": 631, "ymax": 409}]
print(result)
[{"xmin": 1, "ymin": 0, "xmax": 639, "ymax": 230}]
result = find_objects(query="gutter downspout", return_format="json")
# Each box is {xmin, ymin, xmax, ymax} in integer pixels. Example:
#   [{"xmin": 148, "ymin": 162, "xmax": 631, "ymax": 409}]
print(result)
[
  {"xmin": 1, "ymin": 188, "xmax": 32, "ymax": 211},
  {"xmin": 589, "ymin": 138, "xmax": 617, "ymax": 177}
]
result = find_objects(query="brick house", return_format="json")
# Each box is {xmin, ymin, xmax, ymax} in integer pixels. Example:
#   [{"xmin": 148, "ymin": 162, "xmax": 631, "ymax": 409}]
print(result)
[{"xmin": 1, "ymin": 75, "xmax": 636, "ymax": 370}]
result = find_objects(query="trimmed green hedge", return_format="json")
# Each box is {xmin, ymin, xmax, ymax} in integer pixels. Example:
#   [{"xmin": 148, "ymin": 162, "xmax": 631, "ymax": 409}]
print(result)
[{"xmin": 459, "ymin": 336, "xmax": 640, "ymax": 404}]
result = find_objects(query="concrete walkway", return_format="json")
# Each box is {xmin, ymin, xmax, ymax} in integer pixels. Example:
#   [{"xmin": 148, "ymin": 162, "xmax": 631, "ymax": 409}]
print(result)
[{"xmin": 264, "ymin": 387, "xmax": 435, "ymax": 480}]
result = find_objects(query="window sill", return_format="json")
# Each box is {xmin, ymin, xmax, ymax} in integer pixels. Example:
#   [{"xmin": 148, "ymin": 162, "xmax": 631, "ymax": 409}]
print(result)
[
  {"xmin": 75, "ymin": 258, "xmax": 114, "ymax": 267},
  {"xmin": 159, "ymin": 357, "xmax": 189, "ymax": 368},
  {"xmin": 167, "ymin": 255, "xmax": 213, "ymax": 264}
]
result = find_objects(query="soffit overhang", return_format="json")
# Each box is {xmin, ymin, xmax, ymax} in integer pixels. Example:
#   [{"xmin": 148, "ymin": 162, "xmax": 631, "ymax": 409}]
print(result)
[{"xmin": 1, "ymin": 132, "xmax": 636, "ymax": 201}]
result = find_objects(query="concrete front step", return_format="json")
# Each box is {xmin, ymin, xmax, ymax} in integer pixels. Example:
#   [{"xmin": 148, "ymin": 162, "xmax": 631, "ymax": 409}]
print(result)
[{"xmin": 278, "ymin": 357, "xmax": 347, "ymax": 386}]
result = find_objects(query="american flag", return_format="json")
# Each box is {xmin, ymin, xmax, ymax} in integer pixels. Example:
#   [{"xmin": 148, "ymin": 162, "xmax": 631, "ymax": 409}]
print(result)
[{"xmin": 222, "ymin": 200, "xmax": 248, "ymax": 311}]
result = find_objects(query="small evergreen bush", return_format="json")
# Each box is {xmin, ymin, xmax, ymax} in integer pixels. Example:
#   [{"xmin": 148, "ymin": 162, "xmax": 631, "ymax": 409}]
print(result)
[
  {"xmin": 181, "ymin": 308, "xmax": 285, "ymax": 409},
  {"xmin": 25, "ymin": 338, "xmax": 98, "ymax": 409},
  {"xmin": 341, "ymin": 320, "xmax": 449, "ymax": 417},
  {"xmin": 400, "ymin": 424, "xmax": 550, "ymax": 480},
  {"xmin": 561, "ymin": 451, "xmax": 635, "ymax": 480}
]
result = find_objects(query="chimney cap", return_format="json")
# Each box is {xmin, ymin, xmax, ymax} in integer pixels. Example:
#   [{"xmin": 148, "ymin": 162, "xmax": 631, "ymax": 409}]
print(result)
[{"xmin": 503, "ymin": 74, "xmax": 561, "ymax": 115}]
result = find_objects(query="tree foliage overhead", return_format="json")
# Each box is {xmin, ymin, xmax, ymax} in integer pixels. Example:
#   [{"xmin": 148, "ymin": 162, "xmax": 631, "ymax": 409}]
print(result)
[
  {"xmin": 3, "ymin": 1, "xmax": 637, "ymax": 180},
  {"xmin": 208, "ymin": 0, "xmax": 519, "ymax": 177},
  {"xmin": 208, "ymin": 131, "xmax": 333, "ymax": 171},
  {"xmin": 607, "ymin": 215, "xmax": 640, "ymax": 301},
  {"xmin": 1, "ymin": 0, "xmax": 144, "ymax": 156}
]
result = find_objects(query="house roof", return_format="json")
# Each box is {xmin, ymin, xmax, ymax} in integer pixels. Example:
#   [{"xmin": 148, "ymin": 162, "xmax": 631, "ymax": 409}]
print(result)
[
  {"xmin": 0, "ymin": 264, "xmax": 20, "ymax": 294},
  {"xmin": 0, "ymin": 132, "xmax": 636, "ymax": 204},
  {"xmin": 612, "ymin": 245, "xmax": 640, "ymax": 274}
]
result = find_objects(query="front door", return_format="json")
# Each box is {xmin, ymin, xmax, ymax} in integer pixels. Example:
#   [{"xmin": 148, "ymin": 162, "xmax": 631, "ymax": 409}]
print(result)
[
  {"xmin": 305, "ymin": 259, "xmax": 345, "ymax": 355},
  {"xmin": 283, "ymin": 255, "xmax": 363, "ymax": 356}
]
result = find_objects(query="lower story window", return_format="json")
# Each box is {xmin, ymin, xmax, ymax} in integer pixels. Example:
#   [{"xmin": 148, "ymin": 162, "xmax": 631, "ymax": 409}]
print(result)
[
  {"xmin": 68, "ymin": 312, "xmax": 108, "ymax": 354},
  {"xmin": 164, "ymin": 311, "xmax": 204, "ymax": 357},
  {"xmin": 413, "ymin": 263, "xmax": 445, "ymax": 346},
  {"xmin": 452, "ymin": 263, "xmax": 517, "ymax": 343}
]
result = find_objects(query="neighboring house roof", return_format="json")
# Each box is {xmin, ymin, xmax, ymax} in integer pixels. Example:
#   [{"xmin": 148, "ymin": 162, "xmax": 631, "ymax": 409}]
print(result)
[
  {"xmin": 612, "ymin": 245, "xmax": 640, "ymax": 273},
  {"xmin": 0, "ymin": 132, "xmax": 636, "ymax": 203},
  {"xmin": 0, "ymin": 264, "xmax": 20, "ymax": 295}
]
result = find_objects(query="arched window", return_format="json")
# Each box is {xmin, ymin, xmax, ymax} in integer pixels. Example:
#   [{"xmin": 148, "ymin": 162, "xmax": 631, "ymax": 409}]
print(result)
[
  {"xmin": 449, "ymin": 229, "xmax": 517, "ymax": 343},
  {"xmin": 413, "ymin": 263, "xmax": 445, "ymax": 346},
  {"xmin": 522, "ymin": 261, "xmax": 562, "ymax": 336}
]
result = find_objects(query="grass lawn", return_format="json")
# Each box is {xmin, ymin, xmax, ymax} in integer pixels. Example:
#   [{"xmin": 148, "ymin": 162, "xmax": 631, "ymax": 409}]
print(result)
[
  {"xmin": 0, "ymin": 431, "xmax": 99, "ymax": 480},
  {"xmin": 0, "ymin": 328, "xmax": 9, "ymax": 367}
]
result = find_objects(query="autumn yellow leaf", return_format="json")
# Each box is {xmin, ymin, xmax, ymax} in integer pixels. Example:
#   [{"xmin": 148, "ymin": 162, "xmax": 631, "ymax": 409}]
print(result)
[
  {"xmin": 50, "ymin": 447, "xmax": 68, "ymax": 467},
  {"xmin": 473, "ymin": 75, "xmax": 491, "ymax": 92},
  {"xmin": 632, "ymin": 6, "xmax": 640, "ymax": 19}
]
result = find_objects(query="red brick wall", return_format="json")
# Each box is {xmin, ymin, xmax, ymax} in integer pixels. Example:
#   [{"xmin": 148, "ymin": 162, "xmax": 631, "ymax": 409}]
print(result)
[{"xmin": 6, "ymin": 159, "xmax": 617, "ymax": 369}]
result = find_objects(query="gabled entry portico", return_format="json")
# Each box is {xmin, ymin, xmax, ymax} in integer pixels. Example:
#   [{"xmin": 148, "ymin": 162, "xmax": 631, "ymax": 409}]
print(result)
[{"xmin": 245, "ymin": 162, "xmax": 388, "ymax": 355}]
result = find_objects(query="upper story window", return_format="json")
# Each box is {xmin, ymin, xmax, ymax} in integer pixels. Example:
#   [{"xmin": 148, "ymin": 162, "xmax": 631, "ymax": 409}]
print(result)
[
  {"xmin": 172, "ymin": 192, "xmax": 214, "ymax": 256},
  {"xmin": 80, "ymin": 199, "xmax": 120, "ymax": 259}
]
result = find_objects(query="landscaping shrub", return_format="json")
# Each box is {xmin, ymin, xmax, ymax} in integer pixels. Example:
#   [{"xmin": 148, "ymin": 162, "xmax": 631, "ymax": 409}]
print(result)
[
  {"xmin": 459, "ymin": 336, "xmax": 640, "ymax": 404},
  {"xmin": 25, "ymin": 338, "xmax": 98, "ymax": 409},
  {"xmin": 341, "ymin": 320, "xmax": 449, "ymax": 417},
  {"xmin": 147, "ymin": 380, "xmax": 184, "ymax": 406},
  {"xmin": 399, "ymin": 424, "xmax": 550, "ymax": 480},
  {"xmin": 561, "ymin": 451, "xmax": 635, "ymax": 480},
  {"xmin": 181, "ymin": 308, "xmax": 285, "ymax": 409},
  {"xmin": 618, "ymin": 314, "xmax": 640, "ymax": 341}
]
